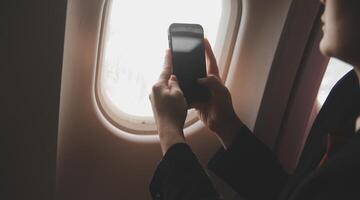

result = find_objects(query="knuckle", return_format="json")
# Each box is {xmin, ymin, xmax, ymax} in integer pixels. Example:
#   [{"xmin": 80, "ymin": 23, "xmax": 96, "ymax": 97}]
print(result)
[
  {"xmin": 152, "ymin": 83, "xmax": 163, "ymax": 92},
  {"xmin": 173, "ymin": 90, "xmax": 183, "ymax": 98},
  {"xmin": 208, "ymin": 74, "xmax": 217, "ymax": 80},
  {"xmin": 208, "ymin": 74, "xmax": 216, "ymax": 78},
  {"xmin": 207, "ymin": 75, "xmax": 220, "ymax": 85},
  {"xmin": 208, "ymin": 75, "xmax": 219, "ymax": 83}
]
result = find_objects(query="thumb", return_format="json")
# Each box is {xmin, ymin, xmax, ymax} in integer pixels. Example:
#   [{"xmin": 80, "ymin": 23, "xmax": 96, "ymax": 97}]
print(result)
[{"xmin": 198, "ymin": 75, "xmax": 224, "ymax": 93}]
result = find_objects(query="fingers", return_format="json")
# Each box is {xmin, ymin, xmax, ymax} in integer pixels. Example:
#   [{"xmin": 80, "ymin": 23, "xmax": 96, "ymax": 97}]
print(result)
[
  {"xmin": 158, "ymin": 49, "xmax": 173, "ymax": 84},
  {"xmin": 150, "ymin": 75, "xmax": 182, "ymax": 104},
  {"xmin": 204, "ymin": 38, "xmax": 220, "ymax": 79},
  {"xmin": 168, "ymin": 75, "xmax": 180, "ymax": 90},
  {"xmin": 198, "ymin": 75, "xmax": 224, "ymax": 93}
]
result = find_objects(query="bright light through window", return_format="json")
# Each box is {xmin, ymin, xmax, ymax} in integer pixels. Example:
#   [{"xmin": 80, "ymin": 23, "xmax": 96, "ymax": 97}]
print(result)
[
  {"xmin": 317, "ymin": 58, "xmax": 353, "ymax": 105},
  {"xmin": 100, "ymin": 0, "xmax": 222, "ymax": 117}
]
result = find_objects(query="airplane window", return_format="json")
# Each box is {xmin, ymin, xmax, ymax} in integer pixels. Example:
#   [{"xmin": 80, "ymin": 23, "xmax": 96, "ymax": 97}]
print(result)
[
  {"xmin": 99, "ymin": 0, "xmax": 222, "ymax": 118},
  {"xmin": 96, "ymin": 0, "xmax": 237, "ymax": 133},
  {"xmin": 317, "ymin": 58, "xmax": 353, "ymax": 105}
]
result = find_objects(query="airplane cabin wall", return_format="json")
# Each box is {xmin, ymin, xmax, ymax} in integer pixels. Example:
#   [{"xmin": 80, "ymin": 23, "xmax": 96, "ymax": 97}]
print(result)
[
  {"xmin": 0, "ymin": 0, "xmax": 326, "ymax": 199},
  {"xmin": 57, "ymin": 0, "xmax": 295, "ymax": 199},
  {"xmin": 1, "ymin": 1, "xmax": 67, "ymax": 199}
]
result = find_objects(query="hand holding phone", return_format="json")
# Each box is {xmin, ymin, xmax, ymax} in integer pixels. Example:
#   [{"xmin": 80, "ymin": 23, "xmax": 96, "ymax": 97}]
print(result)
[{"xmin": 168, "ymin": 23, "xmax": 210, "ymax": 106}]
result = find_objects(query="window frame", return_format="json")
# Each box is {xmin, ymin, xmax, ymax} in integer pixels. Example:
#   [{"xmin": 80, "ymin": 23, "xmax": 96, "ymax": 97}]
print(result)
[{"xmin": 94, "ymin": 0, "xmax": 242, "ymax": 135}]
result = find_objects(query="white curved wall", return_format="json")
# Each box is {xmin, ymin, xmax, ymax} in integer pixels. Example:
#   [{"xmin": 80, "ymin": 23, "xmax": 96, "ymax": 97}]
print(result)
[{"xmin": 228, "ymin": 0, "xmax": 292, "ymax": 130}]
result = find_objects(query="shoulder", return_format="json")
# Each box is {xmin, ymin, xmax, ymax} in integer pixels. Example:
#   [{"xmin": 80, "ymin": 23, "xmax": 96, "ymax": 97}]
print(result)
[
  {"xmin": 324, "ymin": 69, "xmax": 358, "ymax": 107},
  {"xmin": 291, "ymin": 135, "xmax": 360, "ymax": 200},
  {"xmin": 316, "ymin": 70, "xmax": 359, "ymax": 130}
]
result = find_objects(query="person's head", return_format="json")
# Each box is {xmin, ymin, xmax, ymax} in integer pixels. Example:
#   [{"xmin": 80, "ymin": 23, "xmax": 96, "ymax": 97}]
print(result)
[{"xmin": 320, "ymin": 0, "xmax": 360, "ymax": 66}]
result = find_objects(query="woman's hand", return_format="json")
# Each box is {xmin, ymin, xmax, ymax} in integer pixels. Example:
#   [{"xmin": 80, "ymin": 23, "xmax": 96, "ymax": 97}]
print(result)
[
  {"xmin": 194, "ymin": 39, "xmax": 244, "ymax": 149},
  {"xmin": 149, "ymin": 50, "xmax": 187, "ymax": 155}
]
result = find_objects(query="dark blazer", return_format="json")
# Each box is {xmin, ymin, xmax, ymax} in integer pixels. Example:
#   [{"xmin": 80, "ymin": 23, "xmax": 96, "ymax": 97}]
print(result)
[{"xmin": 149, "ymin": 70, "xmax": 360, "ymax": 200}]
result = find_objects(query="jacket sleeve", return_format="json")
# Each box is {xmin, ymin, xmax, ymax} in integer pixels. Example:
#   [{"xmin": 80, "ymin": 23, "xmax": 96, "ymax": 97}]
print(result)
[
  {"xmin": 207, "ymin": 125, "xmax": 289, "ymax": 200},
  {"xmin": 149, "ymin": 143, "xmax": 222, "ymax": 200}
]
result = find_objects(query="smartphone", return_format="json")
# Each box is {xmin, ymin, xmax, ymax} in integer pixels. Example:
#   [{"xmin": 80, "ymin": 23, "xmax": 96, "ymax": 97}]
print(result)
[{"xmin": 168, "ymin": 23, "xmax": 210, "ymax": 105}]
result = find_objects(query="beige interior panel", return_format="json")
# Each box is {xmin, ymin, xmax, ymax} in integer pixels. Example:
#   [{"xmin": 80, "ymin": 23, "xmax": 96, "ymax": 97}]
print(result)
[{"xmin": 57, "ymin": 0, "xmax": 293, "ymax": 199}]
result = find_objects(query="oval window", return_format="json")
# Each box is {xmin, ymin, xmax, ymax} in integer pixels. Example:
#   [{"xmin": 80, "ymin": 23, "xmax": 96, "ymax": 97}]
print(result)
[{"xmin": 96, "ymin": 0, "xmax": 241, "ymax": 134}]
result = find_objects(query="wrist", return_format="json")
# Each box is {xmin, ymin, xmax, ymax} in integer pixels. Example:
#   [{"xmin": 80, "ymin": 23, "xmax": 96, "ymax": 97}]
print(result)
[{"xmin": 159, "ymin": 129, "xmax": 186, "ymax": 155}]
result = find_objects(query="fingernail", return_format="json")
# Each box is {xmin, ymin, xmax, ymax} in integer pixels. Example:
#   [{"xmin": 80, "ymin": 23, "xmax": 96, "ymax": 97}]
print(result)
[{"xmin": 170, "ymin": 75, "xmax": 177, "ymax": 81}]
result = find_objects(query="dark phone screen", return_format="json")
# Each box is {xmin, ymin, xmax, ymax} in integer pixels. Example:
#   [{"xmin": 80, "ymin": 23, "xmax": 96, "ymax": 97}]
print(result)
[{"xmin": 169, "ymin": 24, "xmax": 210, "ymax": 104}]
